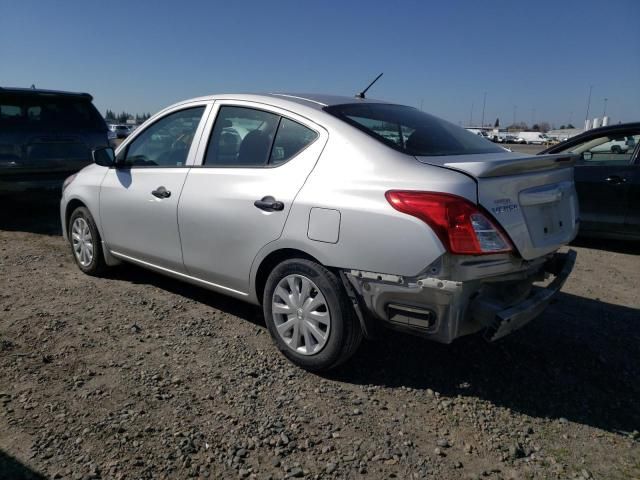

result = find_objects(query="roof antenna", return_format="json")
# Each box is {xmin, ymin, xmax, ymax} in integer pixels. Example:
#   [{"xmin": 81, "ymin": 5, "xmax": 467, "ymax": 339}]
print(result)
[{"xmin": 356, "ymin": 72, "xmax": 383, "ymax": 99}]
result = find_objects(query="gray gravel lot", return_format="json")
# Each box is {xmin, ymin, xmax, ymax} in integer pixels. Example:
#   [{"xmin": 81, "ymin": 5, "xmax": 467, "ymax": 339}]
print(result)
[{"xmin": 0, "ymin": 196, "xmax": 639, "ymax": 480}]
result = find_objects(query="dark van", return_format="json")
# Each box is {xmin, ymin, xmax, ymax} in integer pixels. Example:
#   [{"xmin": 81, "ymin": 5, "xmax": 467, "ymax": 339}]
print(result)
[{"xmin": 0, "ymin": 87, "xmax": 109, "ymax": 194}]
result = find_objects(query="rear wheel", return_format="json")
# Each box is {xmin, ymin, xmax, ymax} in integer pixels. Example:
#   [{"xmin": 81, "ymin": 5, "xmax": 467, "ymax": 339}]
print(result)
[
  {"xmin": 68, "ymin": 206, "xmax": 107, "ymax": 276},
  {"xmin": 263, "ymin": 259, "xmax": 362, "ymax": 371}
]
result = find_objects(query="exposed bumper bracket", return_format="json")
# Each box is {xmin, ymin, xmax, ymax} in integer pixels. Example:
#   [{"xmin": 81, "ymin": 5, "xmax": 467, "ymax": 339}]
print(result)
[{"xmin": 482, "ymin": 249, "xmax": 577, "ymax": 341}]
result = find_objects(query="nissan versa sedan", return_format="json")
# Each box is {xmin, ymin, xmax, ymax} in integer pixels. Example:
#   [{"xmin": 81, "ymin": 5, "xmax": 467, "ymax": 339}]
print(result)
[{"xmin": 61, "ymin": 93, "xmax": 578, "ymax": 371}]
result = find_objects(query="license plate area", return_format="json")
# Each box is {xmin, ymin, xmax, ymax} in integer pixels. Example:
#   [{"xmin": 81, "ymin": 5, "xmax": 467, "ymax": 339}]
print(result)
[{"xmin": 519, "ymin": 182, "xmax": 577, "ymax": 248}]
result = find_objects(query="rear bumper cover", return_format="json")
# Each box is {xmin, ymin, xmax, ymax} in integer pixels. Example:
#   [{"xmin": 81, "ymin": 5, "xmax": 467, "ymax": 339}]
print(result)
[
  {"xmin": 478, "ymin": 249, "xmax": 576, "ymax": 341},
  {"xmin": 345, "ymin": 249, "xmax": 576, "ymax": 343}
]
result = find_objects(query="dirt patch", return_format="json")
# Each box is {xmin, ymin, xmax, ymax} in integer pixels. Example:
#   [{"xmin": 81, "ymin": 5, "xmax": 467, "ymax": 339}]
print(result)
[{"xmin": 1, "ymin": 223, "xmax": 639, "ymax": 479}]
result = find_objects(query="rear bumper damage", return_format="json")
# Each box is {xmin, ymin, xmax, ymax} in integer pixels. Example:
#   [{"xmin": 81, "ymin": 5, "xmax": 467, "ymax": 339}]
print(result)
[{"xmin": 345, "ymin": 249, "xmax": 576, "ymax": 343}]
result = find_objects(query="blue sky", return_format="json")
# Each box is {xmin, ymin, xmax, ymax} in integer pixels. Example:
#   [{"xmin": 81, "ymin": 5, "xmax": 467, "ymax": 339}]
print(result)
[{"xmin": 1, "ymin": 0, "xmax": 638, "ymax": 127}]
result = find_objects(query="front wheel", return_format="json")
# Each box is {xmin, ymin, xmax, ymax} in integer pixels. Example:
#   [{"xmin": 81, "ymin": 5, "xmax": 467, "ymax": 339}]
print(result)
[
  {"xmin": 263, "ymin": 259, "xmax": 362, "ymax": 371},
  {"xmin": 68, "ymin": 206, "xmax": 107, "ymax": 276}
]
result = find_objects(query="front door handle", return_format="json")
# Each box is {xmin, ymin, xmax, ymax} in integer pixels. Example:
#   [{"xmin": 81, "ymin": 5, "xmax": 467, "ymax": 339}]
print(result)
[
  {"xmin": 151, "ymin": 186, "xmax": 171, "ymax": 198},
  {"xmin": 605, "ymin": 175, "xmax": 626, "ymax": 185},
  {"xmin": 254, "ymin": 196, "xmax": 284, "ymax": 211}
]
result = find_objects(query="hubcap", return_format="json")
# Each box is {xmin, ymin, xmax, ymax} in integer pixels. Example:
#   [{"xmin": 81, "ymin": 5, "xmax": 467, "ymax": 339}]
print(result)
[
  {"xmin": 271, "ymin": 274, "xmax": 331, "ymax": 356},
  {"xmin": 71, "ymin": 217, "xmax": 94, "ymax": 267}
]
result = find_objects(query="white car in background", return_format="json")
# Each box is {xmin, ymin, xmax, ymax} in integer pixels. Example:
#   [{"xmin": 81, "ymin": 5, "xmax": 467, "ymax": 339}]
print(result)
[{"xmin": 517, "ymin": 131, "xmax": 549, "ymax": 145}]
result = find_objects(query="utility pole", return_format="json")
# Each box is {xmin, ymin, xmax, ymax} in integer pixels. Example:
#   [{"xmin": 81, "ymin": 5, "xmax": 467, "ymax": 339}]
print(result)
[
  {"xmin": 481, "ymin": 92, "xmax": 487, "ymax": 128},
  {"xmin": 603, "ymin": 97, "xmax": 608, "ymax": 117},
  {"xmin": 420, "ymin": 99, "xmax": 424, "ymax": 111},
  {"xmin": 469, "ymin": 102, "xmax": 474, "ymax": 127},
  {"xmin": 584, "ymin": 85, "xmax": 593, "ymax": 122},
  {"xmin": 513, "ymin": 105, "xmax": 517, "ymax": 126}
]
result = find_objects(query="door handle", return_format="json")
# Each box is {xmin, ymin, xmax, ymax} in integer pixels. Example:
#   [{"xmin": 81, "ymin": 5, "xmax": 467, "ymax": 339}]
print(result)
[
  {"xmin": 605, "ymin": 175, "xmax": 626, "ymax": 185},
  {"xmin": 254, "ymin": 196, "xmax": 284, "ymax": 211},
  {"xmin": 151, "ymin": 186, "xmax": 171, "ymax": 198}
]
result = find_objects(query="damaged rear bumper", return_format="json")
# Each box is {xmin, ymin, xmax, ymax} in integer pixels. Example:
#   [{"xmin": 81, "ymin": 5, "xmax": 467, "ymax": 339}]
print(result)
[{"xmin": 344, "ymin": 249, "xmax": 577, "ymax": 343}]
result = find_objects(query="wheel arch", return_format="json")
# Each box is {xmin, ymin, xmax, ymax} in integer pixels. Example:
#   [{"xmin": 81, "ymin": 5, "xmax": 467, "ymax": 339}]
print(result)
[
  {"xmin": 65, "ymin": 198, "xmax": 88, "ymax": 234},
  {"xmin": 254, "ymin": 248, "xmax": 323, "ymax": 305},
  {"xmin": 64, "ymin": 198, "xmax": 120, "ymax": 267}
]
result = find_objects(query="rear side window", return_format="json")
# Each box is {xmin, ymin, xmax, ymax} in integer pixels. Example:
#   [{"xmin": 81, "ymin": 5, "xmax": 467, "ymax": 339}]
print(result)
[
  {"xmin": 270, "ymin": 118, "xmax": 318, "ymax": 166},
  {"xmin": 325, "ymin": 103, "xmax": 503, "ymax": 156},
  {"xmin": 0, "ymin": 94, "xmax": 106, "ymax": 131},
  {"xmin": 205, "ymin": 106, "xmax": 279, "ymax": 166},
  {"xmin": 204, "ymin": 106, "xmax": 318, "ymax": 167}
]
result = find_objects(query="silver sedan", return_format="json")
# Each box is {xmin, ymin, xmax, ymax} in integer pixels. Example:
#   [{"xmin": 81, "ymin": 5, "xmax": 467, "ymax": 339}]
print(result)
[{"xmin": 61, "ymin": 93, "xmax": 578, "ymax": 371}]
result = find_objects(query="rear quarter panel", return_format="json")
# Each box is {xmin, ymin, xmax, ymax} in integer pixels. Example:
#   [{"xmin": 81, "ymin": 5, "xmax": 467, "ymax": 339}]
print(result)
[{"xmin": 249, "ymin": 128, "xmax": 477, "ymax": 299}]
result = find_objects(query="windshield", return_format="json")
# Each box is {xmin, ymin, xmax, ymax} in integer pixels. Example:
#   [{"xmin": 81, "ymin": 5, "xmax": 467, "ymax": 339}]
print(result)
[{"xmin": 325, "ymin": 103, "xmax": 504, "ymax": 156}]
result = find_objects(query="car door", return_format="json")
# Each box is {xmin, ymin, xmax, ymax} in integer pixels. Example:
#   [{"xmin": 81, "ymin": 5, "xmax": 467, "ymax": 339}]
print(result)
[
  {"xmin": 558, "ymin": 130, "xmax": 640, "ymax": 234},
  {"xmin": 100, "ymin": 103, "xmax": 210, "ymax": 271},
  {"xmin": 178, "ymin": 101, "xmax": 327, "ymax": 294},
  {"xmin": 624, "ymin": 146, "xmax": 640, "ymax": 236}
]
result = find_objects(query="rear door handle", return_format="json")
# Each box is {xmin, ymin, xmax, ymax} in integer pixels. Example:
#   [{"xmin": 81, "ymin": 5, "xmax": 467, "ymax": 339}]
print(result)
[
  {"xmin": 605, "ymin": 175, "xmax": 626, "ymax": 185},
  {"xmin": 254, "ymin": 196, "xmax": 284, "ymax": 211},
  {"xmin": 151, "ymin": 186, "xmax": 171, "ymax": 198}
]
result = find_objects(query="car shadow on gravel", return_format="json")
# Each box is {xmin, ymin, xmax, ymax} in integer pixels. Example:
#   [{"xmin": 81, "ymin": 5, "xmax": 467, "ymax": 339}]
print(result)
[
  {"xmin": 571, "ymin": 236, "xmax": 640, "ymax": 255},
  {"xmin": 103, "ymin": 262, "xmax": 639, "ymax": 435},
  {"xmin": 105, "ymin": 263, "xmax": 265, "ymax": 327},
  {"xmin": 104, "ymin": 261, "xmax": 639, "ymax": 436},
  {"xmin": 330, "ymin": 292, "xmax": 640, "ymax": 436},
  {"xmin": 0, "ymin": 193, "xmax": 62, "ymax": 236},
  {"xmin": 0, "ymin": 450, "xmax": 46, "ymax": 480}
]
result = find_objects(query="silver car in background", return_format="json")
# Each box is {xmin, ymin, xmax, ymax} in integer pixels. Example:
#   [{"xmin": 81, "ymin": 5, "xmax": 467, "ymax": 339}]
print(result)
[{"xmin": 60, "ymin": 93, "xmax": 578, "ymax": 371}]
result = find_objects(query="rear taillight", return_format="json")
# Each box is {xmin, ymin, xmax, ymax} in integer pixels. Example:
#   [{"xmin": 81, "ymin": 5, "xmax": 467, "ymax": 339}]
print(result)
[{"xmin": 385, "ymin": 191, "xmax": 512, "ymax": 255}]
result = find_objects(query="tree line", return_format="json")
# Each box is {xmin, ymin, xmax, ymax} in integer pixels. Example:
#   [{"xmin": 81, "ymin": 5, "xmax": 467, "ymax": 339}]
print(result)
[{"xmin": 104, "ymin": 109, "xmax": 152, "ymax": 124}]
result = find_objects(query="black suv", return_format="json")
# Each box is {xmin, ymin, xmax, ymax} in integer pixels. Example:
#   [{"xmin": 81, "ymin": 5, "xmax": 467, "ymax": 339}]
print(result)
[{"xmin": 0, "ymin": 87, "xmax": 109, "ymax": 195}]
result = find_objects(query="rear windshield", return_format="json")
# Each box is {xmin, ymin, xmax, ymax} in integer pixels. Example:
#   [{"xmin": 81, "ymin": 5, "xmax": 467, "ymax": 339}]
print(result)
[
  {"xmin": 0, "ymin": 94, "xmax": 106, "ymax": 131},
  {"xmin": 325, "ymin": 103, "xmax": 503, "ymax": 156}
]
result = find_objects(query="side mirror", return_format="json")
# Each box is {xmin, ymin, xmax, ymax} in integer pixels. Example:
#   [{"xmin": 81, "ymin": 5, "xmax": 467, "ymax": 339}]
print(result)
[{"xmin": 92, "ymin": 147, "xmax": 115, "ymax": 167}]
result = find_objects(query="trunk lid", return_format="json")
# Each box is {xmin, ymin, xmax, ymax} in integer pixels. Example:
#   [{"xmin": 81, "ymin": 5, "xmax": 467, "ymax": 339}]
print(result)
[{"xmin": 416, "ymin": 152, "xmax": 579, "ymax": 260}]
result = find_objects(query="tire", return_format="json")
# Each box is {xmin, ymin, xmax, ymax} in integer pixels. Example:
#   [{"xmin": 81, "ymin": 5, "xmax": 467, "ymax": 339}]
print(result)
[
  {"xmin": 263, "ymin": 259, "xmax": 362, "ymax": 371},
  {"xmin": 68, "ymin": 206, "xmax": 107, "ymax": 276},
  {"xmin": 611, "ymin": 145, "xmax": 622, "ymax": 154}
]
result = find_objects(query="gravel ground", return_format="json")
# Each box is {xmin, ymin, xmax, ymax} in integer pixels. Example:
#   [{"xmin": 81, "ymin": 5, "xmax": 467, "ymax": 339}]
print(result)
[{"xmin": 1, "ymin": 198, "xmax": 639, "ymax": 480}]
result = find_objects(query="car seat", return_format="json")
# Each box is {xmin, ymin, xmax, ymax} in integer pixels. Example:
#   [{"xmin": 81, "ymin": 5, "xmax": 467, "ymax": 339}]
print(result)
[{"xmin": 237, "ymin": 130, "xmax": 271, "ymax": 166}]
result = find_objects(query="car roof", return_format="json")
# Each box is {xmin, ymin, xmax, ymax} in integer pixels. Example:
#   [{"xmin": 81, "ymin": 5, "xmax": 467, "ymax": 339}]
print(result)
[
  {"xmin": 157, "ymin": 92, "xmax": 402, "ymax": 128},
  {"xmin": 177, "ymin": 92, "xmax": 396, "ymax": 111},
  {"xmin": 266, "ymin": 93, "xmax": 395, "ymax": 109},
  {"xmin": 0, "ymin": 86, "xmax": 93, "ymax": 100}
]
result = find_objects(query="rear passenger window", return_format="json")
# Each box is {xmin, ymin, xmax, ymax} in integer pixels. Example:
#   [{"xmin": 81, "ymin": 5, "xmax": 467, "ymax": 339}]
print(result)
[
  {"xmin": 270, "ymin": 118, "xmax": 318, "ymax": 166},
  {"xmin": 205, "ymin": 107, "xmax": 279, "ymax": 167}
]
